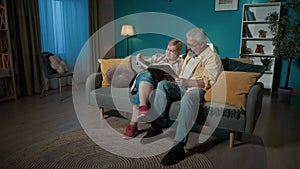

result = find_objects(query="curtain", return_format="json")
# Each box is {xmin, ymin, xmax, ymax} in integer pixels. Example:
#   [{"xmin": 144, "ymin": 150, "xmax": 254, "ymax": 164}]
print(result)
[
  {"xmin": 6, "ymin": 0, "xmax": 42, "ymax": 96},
  {"xmin": 88, "ymin": 0, "xmax": 102, "ymax": 75},
  {"xmin": 73, "ymin": 0, "xmax": 104, "ymax": 84},
  {"xmin": 83, "ymin": 0, "xmax": 115, "ymax": 78},
  {"xmin": 88, "ymin": 0, "xmax": 102, "ymax": 36},
  {"xmin": 38, "ymin": 0, "xmax": 89, "ymax": 87}
]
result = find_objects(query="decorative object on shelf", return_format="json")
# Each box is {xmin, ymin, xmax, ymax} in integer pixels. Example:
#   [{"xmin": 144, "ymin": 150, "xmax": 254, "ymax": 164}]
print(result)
[
  {"xmin": 258, "ymin": 29, "xmax": 267, "ymax": 38},
  {"xmin": 260, "ymin": 57, "xmax": 273, "ymax": 70},
  {"xmin": 215, "ymin": 0, "xmax": 239, "ymax": 11},
  {"xmin": 254, "ymin": 44, "xmax": 264, "ymax": 54},
  {"xmin": 266, "ymin": 0, "xmax": 300, "ymax": 103},
  {"xmin": 241, "ymin": 46, "xmax": 252, "ymax": 55},
  {"xmin": 121, "ymin": 24, "xmax": 136, "ymax": 56}
]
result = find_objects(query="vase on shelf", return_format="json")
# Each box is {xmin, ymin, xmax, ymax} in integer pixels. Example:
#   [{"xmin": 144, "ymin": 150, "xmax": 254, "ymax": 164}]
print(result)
[{"xmin": 255, "ymin": 44, "xmax": 264, "ymax": 54}]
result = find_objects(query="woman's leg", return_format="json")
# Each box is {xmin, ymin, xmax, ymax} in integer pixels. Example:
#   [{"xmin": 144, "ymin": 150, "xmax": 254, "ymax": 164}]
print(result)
[
  {"xmin": 133, "ymin": 71, "xmax": 155, "ymax": 106},
  {"xmin": 123, "ymin": 105, "xmax": 139, "ymax": 138},
  {"xmin": 138, "ymin": 81, "xmax": 153, "ymax": 106},
  {"xmin": 124, "ymin": 71, "xmax": 155, "ymax": 138},
  {"xmin": 130, "ymin": 105, "xmax": 139, "ymax": 124}
]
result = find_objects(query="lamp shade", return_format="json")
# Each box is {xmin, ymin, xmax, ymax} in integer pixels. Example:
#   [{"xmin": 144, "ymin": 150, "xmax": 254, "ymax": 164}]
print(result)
[{"xmin": 121, "ymin": 25, "xmax": 135, "ymax": 36}]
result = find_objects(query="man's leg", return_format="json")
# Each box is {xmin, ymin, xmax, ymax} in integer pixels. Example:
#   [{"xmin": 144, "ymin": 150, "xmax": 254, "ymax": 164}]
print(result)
[
  {"xmin": 174, "ymin": 88, "xmax": 205, "ymax": 144},
  {"xmin": 141, "ymin": 81, "xmax": 182, "ymax": 142},
  {"xmin": 161, "ymin": 88, "xmax": 205, "ymax": 166}
]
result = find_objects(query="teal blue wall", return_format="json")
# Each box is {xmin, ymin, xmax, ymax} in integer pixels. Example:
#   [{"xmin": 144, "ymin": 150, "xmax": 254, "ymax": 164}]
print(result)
[{"xmin": 114, "ymin": 0, "xmax": 300, "ymax": 90}]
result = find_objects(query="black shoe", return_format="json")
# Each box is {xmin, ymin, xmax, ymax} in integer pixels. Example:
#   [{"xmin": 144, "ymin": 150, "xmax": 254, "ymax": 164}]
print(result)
[
  {"xmin": 161, "ymin": 143, "xmax": 185, "ymax": 166},
  {"xmin": 140, "ymin": 126, "xmax": 163, "ymax": 144}
]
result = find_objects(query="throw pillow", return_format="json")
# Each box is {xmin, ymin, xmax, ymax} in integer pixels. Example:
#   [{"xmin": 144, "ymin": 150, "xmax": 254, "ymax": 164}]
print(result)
[
  {"xmin": 49, "ymin": 55, "xmax": 69, "ymax": 73},
  {"xmin": 98, "ymin": 56, "xmax": 131, "ymax": 87},
  {"xmin": 225, "ymin": 58, "xmax": 266, "ymax": 75},
  {"xmin": 204, "ymin": 71, "xmax": 260, "ymax": 110},
  {"xmin": 106, "ymin": 64, "xmax": 135, "ymax": 88}
]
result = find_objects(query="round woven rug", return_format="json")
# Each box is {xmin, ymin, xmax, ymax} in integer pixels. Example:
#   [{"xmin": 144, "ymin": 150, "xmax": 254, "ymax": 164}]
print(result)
[{"xmin": 1, "ymin": 130, "xmax": 214, "ymax": 169}]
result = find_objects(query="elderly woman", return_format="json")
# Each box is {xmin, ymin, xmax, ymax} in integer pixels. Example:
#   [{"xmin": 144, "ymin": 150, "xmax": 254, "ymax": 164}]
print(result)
[{"xmin": 123, "ymin": 39, "xmax": 183, "ymax": 139}]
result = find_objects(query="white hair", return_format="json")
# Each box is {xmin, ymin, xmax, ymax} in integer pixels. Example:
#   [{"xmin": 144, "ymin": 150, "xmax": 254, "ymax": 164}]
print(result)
[{"xmin": 186, "ymin": 28, "xmax": 208, "ymax": 45}]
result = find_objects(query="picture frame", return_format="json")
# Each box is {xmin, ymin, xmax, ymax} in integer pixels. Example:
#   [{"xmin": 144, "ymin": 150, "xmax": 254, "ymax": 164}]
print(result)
[{"xmin": 215, "ymin": 0, "xmax": 238, "ymax": 11}]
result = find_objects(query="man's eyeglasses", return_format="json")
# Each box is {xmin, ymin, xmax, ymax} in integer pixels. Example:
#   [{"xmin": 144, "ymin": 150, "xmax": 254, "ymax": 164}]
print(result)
[{"xmin": 187, "ymin": 42, "xmax": 199, "ymax": 48}]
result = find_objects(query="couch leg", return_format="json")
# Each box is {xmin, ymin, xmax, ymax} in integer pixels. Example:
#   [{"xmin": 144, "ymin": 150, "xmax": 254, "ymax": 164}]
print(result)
[
  {"xmin": 99, "ymin": 107, "xmax": 104, "ymax": 120},
  {"xmin": 229, "ymin": 131, "xmax": 235, "ymax": 148}
]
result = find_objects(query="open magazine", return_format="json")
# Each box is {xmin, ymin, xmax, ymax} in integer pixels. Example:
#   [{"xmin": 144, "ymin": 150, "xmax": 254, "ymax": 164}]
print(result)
[
  {"xmin": 129, "ymin": 60, "xmax": 178, "ymax": 95},
  {"xmin": 136, "ymin": 59, "xmax": 178, "ymax": 82}
]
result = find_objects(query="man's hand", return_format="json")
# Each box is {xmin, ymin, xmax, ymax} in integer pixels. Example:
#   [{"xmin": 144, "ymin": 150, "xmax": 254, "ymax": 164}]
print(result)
[
  {"xmin": 175, "ymin": 78, "xmax": 205, "ymax": 88},
  {"xmin": 175, "ymin": 78, "xmax": 187, "ymax": 86}
]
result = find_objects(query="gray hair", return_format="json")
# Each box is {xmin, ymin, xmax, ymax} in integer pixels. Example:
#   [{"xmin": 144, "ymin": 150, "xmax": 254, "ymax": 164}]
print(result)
[{"xmin": 186, "ymin": 28, "xmax": 208, "ymax": 45}]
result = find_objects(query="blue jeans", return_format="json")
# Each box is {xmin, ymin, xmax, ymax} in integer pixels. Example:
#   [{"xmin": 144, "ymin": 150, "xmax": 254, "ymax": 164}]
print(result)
[
  {"xmin": 152, "ymin": 80, "xmax": 205, "ymax": 144},
  {"xmin": 133, "ymin": 71, "xmax": 155, "ymax": 106}
]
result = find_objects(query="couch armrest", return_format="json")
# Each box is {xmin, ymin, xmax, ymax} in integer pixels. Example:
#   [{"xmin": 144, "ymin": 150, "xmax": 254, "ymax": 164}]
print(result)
[
  {"xmin": 244, "ymin": 82, "xmax": 264, "ymax": 132},
  {"xmin": 85, "ymin": 72, "xmax": 102, "ymax": 104}
]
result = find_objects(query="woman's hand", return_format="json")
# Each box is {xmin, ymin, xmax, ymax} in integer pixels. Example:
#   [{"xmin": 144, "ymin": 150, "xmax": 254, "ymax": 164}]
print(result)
[
  {"xmin": 136, "ymin": 53, "xmax": 142, "ymax": 60},
  {"xmin": 136, "ymin": 54, "xmax": 144, "ymax": 65}
]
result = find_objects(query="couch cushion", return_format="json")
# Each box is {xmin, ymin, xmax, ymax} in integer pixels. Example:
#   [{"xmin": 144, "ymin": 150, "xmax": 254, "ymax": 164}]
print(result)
[
  {"xmin": 90, "ymin": 87, "xmax": 133, "ymax": 112},
  {"xmin": 106, "ymin": 64, "xmax": 135, "ymax": 88},
  {"xmin": 204, "ymin": 71, "xmax": 260, "ymax": 110},
  {"xmin": 98, "ymin": 56, "xmax": 131, "ymax": 87}
]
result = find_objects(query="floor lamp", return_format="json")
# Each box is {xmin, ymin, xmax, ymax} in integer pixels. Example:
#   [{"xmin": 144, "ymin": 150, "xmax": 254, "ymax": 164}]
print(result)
[{"xmin": 121, "ymin": 25, "xmax": 135, "ymax": 56}]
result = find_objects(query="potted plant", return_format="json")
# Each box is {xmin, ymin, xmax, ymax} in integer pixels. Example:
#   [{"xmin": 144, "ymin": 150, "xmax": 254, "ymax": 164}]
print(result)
[
  {"xmin": 266, "ymin": 0, "xmax": 300, "ymax": 103},
  {"xmin": 260, "ymin": 57, "xmax": 273, "ymax": 70},
  {"xmin": 258, "ymin": 29, "xmax": 267, "ymax": 38}
]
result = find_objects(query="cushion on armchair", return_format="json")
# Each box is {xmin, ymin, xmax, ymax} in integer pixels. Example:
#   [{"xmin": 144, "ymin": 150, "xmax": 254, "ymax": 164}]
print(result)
[{"xmin": 49, "ymin": 55, "xmax": 69, "ymax": 73}]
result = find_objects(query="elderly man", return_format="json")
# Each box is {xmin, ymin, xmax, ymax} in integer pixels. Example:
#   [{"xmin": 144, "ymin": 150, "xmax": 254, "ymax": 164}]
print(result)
[{"xmin": 141, "ymin": 28, "xmax": 222, "ymax": 166}]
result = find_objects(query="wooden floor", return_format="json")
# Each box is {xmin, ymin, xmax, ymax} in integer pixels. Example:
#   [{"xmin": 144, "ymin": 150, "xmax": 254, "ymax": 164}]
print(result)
[{"xmin": 0, "ymin": 86, "xmax": 299, "ymax": 169}]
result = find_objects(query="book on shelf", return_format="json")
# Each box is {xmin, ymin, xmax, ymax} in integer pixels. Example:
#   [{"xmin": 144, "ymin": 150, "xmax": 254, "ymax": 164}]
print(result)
[
  {"xmin": 243, "ymin": 25, "xmax": 253, "ymax": 37},
  {"xmin": 246, "ymin": 10, "xmax": 256, "ymax": 21},
  {"xmin": 136, "ymin": 59, "xmax": 178, "ymax": 82},
  {"xmin": 244, "ymin": 9, "xmax": 248, "ymax": 21}
]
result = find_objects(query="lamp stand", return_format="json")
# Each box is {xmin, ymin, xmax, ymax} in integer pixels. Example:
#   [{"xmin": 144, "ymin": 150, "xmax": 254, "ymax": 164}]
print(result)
[{"xmin": 126, "ymin": 37, "xmax": 129, "ymax": 56}]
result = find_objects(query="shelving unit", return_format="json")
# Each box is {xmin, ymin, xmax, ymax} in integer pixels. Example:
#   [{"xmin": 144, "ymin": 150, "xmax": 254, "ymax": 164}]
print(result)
[
  {"xmin": 239, "ymin": 2, "xmax": 281, "ymax": 91},
  {"xmin": 0, "ymin": 0, "xmax": 17, "ymax": 101}
]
